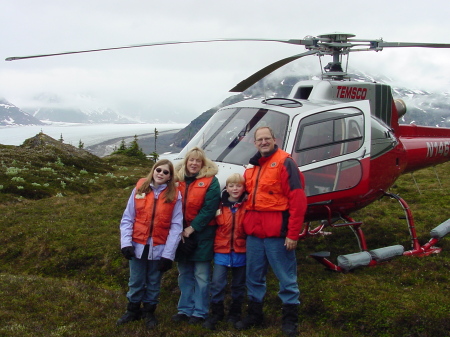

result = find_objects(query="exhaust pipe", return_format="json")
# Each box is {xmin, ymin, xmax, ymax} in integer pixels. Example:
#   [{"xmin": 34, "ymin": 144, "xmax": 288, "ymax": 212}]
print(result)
[{"xmin": 395, "ymin": 99, "xmax": 407, "ymax": 119}]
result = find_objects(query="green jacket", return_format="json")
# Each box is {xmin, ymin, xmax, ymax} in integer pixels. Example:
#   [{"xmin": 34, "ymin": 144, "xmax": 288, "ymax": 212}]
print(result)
[{"xmin": 175, "ymin": 163, "xmax": 221, "ymax": 262}]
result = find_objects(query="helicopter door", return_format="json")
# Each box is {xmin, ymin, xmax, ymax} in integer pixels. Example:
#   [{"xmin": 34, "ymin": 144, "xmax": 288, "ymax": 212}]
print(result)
[{"xmin": 289, "ymin": 102, "xmax": 371, "ymax": 197}]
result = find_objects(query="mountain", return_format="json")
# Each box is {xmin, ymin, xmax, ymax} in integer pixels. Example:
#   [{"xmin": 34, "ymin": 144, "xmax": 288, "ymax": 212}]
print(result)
[
  {"xmin": 0, "ymin": 99, "xmax": 43, "ymax": 126},
  {"xmin": 3, "ymin": 73, "xmax": 449, "ymax": 130},
  {"xmin": 31, "ymin": 106, "xmax": 131, "ymax": 124},
  {"xmin": 352, "ymin": 70, "xmax": 450, "ymax": 127},
  {"xmin": 26, "ymin": 93, "xmax": 133, "ymax": 124},
  {"xmin": 392, "ymin": 89, "xmax": 450, "ymax": 127},
  {"xmin": 1, "ymin": 93, "xmax": 134, "ymax": 125}
]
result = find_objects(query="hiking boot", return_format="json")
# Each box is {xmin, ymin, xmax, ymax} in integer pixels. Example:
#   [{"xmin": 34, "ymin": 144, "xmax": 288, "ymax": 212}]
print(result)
[
  {"xmin": 188, "ymin": 316, "xmax": 205, "ymax": 325},
  {"xmin": 281, "ymin": 304, "xmax": 299, "ymax": 337},
  {"xmin": 226, "ymin": 299, "xmax": 243, "ymax": 324},
  {"xmin": 142, "ymin": 303, "xmax": 158, "ymax": 329},
  {"xmin": 234, "ymin": 301, "xmax": 264, "ymax": 330},
  {"xmin": 171, "ymin": 313, "xmax": 189, "ymax": 322},
  {"xmin": 116, "ymin": 302, "xmax": 141, "ymax": 326},
  {"xmin": 202, "ymin": 301, "xmax": 224, "ymax": 330}
]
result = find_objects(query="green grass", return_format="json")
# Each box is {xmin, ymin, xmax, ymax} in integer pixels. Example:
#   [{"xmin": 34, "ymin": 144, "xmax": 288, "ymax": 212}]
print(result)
[{"xmin": 0, "ymin": 137, "xmax": 449, "ymax": 336}]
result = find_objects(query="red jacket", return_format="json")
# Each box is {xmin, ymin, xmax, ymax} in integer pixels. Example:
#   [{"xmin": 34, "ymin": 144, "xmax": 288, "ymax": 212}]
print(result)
[
  {"xmin": 244, "ymin": 147, "xmax": 307, "ymax": 240},
  {"xmin": 132, "ymin": 178, "xmax": 177, "ymax": 246},
  {"xmin": 214, "ymin": 194, "xmax": 247, "ymax": 253}
]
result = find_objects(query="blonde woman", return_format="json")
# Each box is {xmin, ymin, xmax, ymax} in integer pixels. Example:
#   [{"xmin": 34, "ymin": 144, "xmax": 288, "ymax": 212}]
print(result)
[{"xmin": 171, "ymin": 147, "xmax": 221, "ymax": 325}]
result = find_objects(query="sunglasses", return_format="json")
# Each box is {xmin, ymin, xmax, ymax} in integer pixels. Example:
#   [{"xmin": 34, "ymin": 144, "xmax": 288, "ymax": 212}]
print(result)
[{"xmin": 155, "ymin": 167, "xmax": 170, "ymax": 175}]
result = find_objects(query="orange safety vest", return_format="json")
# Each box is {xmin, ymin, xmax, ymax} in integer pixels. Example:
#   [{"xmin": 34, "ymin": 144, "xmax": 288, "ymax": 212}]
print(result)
[
  {"xmin": 132, "ymin": 178, "xmax": 177, "ymax": 246},
  {"xmin": 178, "ymin": 176, "xmax": 216, "ymax": 227},
  {"xmin": 215, "ymin": 203, "xmax": 247, "ymax": 253},
  {"xmin": 245, "ymin": 149, "xmax": 290, "ymax": 212}
]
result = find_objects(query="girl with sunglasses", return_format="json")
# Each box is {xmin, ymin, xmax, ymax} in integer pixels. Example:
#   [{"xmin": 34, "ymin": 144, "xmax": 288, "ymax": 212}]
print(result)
[{"xmin": 117, "ymin": 159, "xmax": 183, "ymax": 329}]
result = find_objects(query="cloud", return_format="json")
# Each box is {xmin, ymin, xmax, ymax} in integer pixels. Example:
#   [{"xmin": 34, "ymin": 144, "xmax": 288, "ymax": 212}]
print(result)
[{"xmin": 1, "ymin": 0, "xmax": 450, "ymax": 122}]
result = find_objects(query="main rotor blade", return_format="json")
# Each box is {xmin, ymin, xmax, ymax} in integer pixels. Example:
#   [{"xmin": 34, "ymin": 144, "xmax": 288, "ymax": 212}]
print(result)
[
  {"xmin": 5, "ymin": 38, "xmax": 308, "ymax": 61},
  {"xmin": 229, "ymin": 50, "xmax": 318, "ymax": 92},
  {"xmin": 378, "ymin": 42, "xmax": 450, "ymax": 48}
]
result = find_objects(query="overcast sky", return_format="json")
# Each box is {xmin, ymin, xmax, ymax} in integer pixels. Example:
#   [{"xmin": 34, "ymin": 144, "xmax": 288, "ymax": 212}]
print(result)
[{"xmin": 1, "ymin": 0, "xmax": 450, "ymax": 122}]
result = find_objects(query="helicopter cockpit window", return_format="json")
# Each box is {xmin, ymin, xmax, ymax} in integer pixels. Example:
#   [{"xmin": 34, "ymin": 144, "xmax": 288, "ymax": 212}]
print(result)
[
  {"xmin": 187, "ymin": 107, "xmax": 289, "ymax": 165},
  {"xmin": 371, "ymin": 116, "xmax": 397, "ymax": 159},
  {"xmin": 293, "ymin": 108, "xmax": 364, "ymax": 166}
]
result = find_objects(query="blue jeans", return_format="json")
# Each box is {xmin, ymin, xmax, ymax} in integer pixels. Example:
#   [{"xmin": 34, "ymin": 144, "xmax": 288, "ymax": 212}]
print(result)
[
  {"xmin": 210, "ymin": 264, "xmax": 246, "ymax": 303},
  {"xmin": 246, "ymin": 235, "xmax": 300, "ymax": 305},
  {"xmin": 176, "ymin": 260, "xmax": 211, "ymax": 318},
  {"xmin": 127, "ymin": 246, "xmax": 163, "ymax": 304}
]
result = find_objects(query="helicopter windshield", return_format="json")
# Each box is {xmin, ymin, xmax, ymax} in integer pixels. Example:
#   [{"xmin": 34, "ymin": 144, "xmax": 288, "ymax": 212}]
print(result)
[{"xmin": 189, "ymin": 107, "xmax": 289, "ymax": 165}]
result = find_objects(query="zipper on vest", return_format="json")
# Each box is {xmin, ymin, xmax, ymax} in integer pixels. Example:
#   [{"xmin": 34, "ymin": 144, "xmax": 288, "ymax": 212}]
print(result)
[
  {"xmin": 149, "ymin": 196, "xmax": 158, "ymax": 239},
  {"xmin": 252, "ymin": 166, "xmax": 262, "ymax": 208},
  {"xmin": 230, "ymin": 211, "xmax": 236, "ymax": 252},
  {"xmin": 182, "ymin": 184, "xmax": 189, "ymax": 227}
]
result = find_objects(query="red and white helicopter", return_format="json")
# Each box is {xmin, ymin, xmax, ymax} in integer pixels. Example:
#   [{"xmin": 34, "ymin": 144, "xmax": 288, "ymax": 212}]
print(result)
[{"xmin": 7, "ymin": 32, "xmax": 450, "ymax": 272}]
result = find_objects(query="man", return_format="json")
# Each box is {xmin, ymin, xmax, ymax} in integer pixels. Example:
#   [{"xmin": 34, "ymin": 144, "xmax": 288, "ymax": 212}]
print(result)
[{"xmin": 236, "ymin": 126, "xmax": 307, "ymax": 337}]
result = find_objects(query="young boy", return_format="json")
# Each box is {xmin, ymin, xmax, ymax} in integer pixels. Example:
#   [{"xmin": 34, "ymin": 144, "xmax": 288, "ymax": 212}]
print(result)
[{"xmin": 203, "ymin": 173, "xmax": 247, "ymax": 330}]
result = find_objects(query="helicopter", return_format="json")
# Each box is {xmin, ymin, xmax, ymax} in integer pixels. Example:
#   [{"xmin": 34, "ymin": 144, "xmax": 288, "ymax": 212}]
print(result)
[{"xmin": 6, "ymin": 32, "xmax": 450, "ymax": 272}]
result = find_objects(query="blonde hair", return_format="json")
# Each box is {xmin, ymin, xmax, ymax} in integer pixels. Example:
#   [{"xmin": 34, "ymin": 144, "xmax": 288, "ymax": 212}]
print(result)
[
  {"xmin": 175, "ymin": 146, "xmax": 218, "ymax": 182},
  {"xmin": 226, "ymin": 173, "xmax": 245, "ymax": 185},
  {"xmin": 137, "ymin": 159, "xmax": 177, "ymax": 203}
]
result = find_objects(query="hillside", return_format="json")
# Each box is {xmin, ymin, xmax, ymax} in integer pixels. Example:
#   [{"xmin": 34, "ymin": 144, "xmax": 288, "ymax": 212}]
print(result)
[
  {"xmin": 0, "ymin": 132, "xmax": 152, "ymax": 203},
  {"xmin": 0, "ymin": 137, "xmax": 449, "ymax": 336}
]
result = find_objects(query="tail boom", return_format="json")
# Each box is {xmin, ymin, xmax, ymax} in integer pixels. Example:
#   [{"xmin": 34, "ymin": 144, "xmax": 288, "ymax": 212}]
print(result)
[{"xmin": 398, "ymin": 125, "xmax": 450, "ymax": 173}]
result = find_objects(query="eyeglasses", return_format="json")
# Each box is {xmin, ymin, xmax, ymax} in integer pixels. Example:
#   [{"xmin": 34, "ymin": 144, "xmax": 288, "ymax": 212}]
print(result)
[
  {"xmin": 155, "ymin": 168, "xmax": 170, "ymax": 175},
  {"xmin": 255, "ymin": 137, "xmax": 273, "ymax": 143}
]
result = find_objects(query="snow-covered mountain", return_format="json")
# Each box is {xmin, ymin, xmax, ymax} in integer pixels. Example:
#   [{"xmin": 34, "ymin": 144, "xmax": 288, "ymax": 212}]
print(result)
[
  {"xmin": 350, "ymin": 70, "xmax": 450, "ymax": 127},
  {"xmin": 392, "ymin": 89, "xmax": 450, "ymax": 127},
  {"xmin": 0, "ymin": 93, "xmax": 137, "ymax": 126},
  {"xmin": 25, "ymin": 93, "xmax": 133, "ymax": 124},
  {"xmin": 2, "ymin": 75, "xmax": 450, "ymax": 127},
  {"xmin": 31, "ymin": 106, "xmax": 131, "ymax": 124},
  {"xmin": 0, "ymin": 99, "xmax": 43, "ymax": 126}
]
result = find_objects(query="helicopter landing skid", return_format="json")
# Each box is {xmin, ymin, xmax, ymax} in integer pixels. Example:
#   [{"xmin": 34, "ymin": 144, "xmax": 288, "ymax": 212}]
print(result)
[
  {"xmin": 307, "ymin": 193, "xmax": 448, "ymax": 272},
  {"xmin": 384, "ymin": 192, "xmax": 448, "ymax": 257}
]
